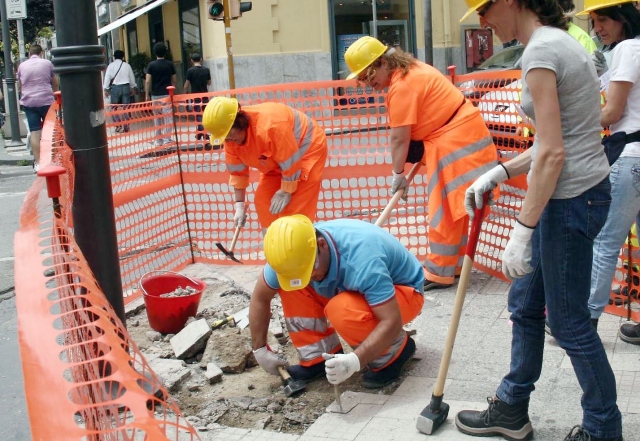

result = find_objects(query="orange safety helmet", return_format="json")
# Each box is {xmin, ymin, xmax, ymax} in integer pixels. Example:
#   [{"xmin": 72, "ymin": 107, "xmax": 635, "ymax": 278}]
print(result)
[
  {"xmin": 577, "ymin": 0, "xmax": 636, "ymax": 14},
  {"xmin": 460, "ymin": 0, "xmax": 491, "ymax": 22}
]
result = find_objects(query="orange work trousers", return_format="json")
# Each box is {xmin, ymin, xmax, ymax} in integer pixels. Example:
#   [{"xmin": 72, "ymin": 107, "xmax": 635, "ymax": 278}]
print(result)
[
  {"xmin": 423, "ymin": 213, "xmax": 469, "ymax": 284},
  {"xmin": 279, "ymin": 284, "xmax": 424, "ymax": 370}
]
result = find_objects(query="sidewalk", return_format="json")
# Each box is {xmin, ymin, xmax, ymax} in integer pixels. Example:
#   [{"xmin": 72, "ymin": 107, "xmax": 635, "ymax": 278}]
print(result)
[
  {"xmin": 0, "ymin": 136, "xmax": 33, "ymax": 166},
  {"xmin": 172, "ymin": 264, "xmax": 640, "ymax": 441}
]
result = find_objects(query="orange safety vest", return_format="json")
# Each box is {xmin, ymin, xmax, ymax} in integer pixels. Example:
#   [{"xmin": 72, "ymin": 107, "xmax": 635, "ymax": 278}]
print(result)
[
  {"xmin": 224, "ymin": 102, "xmax": 327, "ymax": 194},
  {"xmin": 387, "ymin": 62, "xmax": 499, "ymax": 227}
]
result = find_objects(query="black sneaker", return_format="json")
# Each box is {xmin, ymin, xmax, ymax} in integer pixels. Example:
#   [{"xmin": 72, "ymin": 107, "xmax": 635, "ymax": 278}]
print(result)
[
  {"xmin": 362, "ymin": 336, "xmax": 415, "ymax": 389},
  {"xmin": 455, "ymin": 396, "xmax": 533, "ymax": 441},
  {"xmin": 564, "ymin": 425, "xmax": 623, "ymax": 441},
  {"xmin": 618, "ymin": 322, "xmax": 640, "ymax": 345},
  {"xmin": 424, "ymin": 279, "xmax": 453, "ymax": 291}
]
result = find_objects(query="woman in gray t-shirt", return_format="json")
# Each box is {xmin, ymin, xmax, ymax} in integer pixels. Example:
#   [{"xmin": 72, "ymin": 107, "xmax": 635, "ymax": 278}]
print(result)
[{"xmin": 459, "ymin": 0, "xmax": 621, "ymax": 440}]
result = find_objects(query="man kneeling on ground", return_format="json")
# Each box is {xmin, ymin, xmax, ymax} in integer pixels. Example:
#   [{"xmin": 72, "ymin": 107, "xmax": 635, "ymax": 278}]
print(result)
[{"xmin": 249, "ymin": 214, "xmax": 425, "ymax": 388}]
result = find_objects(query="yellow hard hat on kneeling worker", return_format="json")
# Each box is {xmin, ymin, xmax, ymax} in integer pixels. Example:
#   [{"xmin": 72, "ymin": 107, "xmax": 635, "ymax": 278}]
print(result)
[
  {"xmin": 264, "ymin": 215, "xmax": 317, "ymax": 291},
  {"xmin": 578, "ymin": 0, "xmax": 636, "ymax": 15},
  {"xmin": 344, "ymin": 36, "xmax": 387, "ymax": 80},
  {"xmin": 460, "ymin": 0, "xmax": 491, "ymax": 22},
  {"xmin": 202, "ymin": 96, "xmax": 239, "ymax": 145}
]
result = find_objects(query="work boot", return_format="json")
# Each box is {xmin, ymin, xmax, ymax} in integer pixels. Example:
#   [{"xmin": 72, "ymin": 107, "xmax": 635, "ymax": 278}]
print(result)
[
  {"xmin": 287, "ymin": 349, "xmax": 343, "ymax": 383},
  {"xmin": 618, "ymin": 322, "xmax": 640, "ymax": 345},
  {"xmin": 455, "ymin": 396, "xmax": 533, "ymax": 441},
  {"xmin": 424, "ymin": 278, "xmax": 453, "ymax": 291},
  {"xmin": 362, "ymin": 336, "xmax": 415, "ymax": 389},
  {"xmin": 563, "ymin": 425, "xmax": 623, "ymax": 441}
]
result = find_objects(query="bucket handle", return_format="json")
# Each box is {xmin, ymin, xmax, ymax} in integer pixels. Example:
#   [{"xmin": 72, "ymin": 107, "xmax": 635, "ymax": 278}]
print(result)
[{"xmin": 139, "ymin": 270, "xmax": 202, "ymax": 296}]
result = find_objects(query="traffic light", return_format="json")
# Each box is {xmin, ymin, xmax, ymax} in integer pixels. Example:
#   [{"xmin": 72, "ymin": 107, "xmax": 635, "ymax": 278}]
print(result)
[
  {"xmin": 208, "ymin": 1, "xmax": 224, "ymax": 20},
  {"xmin": 232, "ymin": 0, "xmax": 252, "ymax": 18}
]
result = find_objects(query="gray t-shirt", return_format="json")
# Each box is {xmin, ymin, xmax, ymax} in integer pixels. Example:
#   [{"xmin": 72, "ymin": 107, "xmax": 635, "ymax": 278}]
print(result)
[{"xmin": 521, "ymin": 26, "xmax": 609, "ymax": 199}]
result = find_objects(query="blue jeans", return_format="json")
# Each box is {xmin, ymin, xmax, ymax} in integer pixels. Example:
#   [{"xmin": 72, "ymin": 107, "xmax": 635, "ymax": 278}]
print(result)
[
  {"xmin": 589, "ymin": 156, "xmax": 640, "ymax": 319},
  {"xmin": 151, "ymin": 94, "xmax": 173, "ymax": 145},
  {"xmin": 110, "ymin": 84, "xmax": 131, "ymax": 126},
  {"xmin": 496, "ymin": 177, "xmax": 622, "ymax": 439}
]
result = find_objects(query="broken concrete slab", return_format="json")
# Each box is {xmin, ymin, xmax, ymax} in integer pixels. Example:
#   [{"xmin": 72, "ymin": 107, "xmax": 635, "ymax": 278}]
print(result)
[
  {"xmin": 170, "ymin": 318, "xmax": 212, "ymax": 360},
  {"xmin": 147, "ymin": 357, "xmax": 192, "ymax": 392},
  {"xmin": 199, "ymin": 329, "xmax": 252, "ymax": 373},
  {"xmin": 205, "ymin": 362, "xmax": 223, "ymax": 384},
  {"xmin": 326, "ymin": 390, "xmax": 390, "ymax": 414}
]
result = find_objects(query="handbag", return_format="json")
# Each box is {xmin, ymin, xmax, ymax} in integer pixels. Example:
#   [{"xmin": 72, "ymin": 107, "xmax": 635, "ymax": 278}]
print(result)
[
  {"xmin": 108, "ymin": 60, "xmax": 124, "ymax": 89},
  {"xmin": 602, "ymin": 130, "xmax": 640, "ymax": 166}
]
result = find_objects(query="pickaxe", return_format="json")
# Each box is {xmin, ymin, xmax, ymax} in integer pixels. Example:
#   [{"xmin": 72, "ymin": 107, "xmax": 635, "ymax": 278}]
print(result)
[{"xmin": 215, "ymin": 224, "xmax": 243, "ymax": 264}]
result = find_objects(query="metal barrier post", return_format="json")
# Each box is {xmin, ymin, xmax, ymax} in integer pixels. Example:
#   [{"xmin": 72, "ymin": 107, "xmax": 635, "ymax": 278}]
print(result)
[{"xmin": 50, "ymin": 0, "xmax": 126, "ymax": 325}]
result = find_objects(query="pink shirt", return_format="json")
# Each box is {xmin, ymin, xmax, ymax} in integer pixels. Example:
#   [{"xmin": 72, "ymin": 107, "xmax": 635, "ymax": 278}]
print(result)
[{"xmin": 17, "ymin": 55, "xmax": 54, "ymax": 107}]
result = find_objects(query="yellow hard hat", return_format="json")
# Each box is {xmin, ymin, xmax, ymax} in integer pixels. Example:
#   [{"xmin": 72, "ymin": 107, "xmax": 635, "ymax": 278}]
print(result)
[
  {"xmin": 460, "ymin": 0, "xmax": 491, "ymax": 22},
  {"xmin": 344, "ymin": 36, "xmax": 387, "ymax": 80},
  {"xmin": 577, "ymin": 0, "xmax": 635, "ymax": 15},
  {"xmin": 202, "ymin": 96, "xmax": 239, "ymax": 145},
  {"xmin": 264, "ymin": 214, "xmax": 317, "ymax": 292},
  {"xmin": 631, "ymin": 223, "xmax": 639, "ymax": 248}
]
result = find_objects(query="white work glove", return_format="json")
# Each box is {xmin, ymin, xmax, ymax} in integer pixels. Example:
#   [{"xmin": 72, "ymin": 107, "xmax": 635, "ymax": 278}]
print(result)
[
  {"xmin": 592, "ymin": 50, "xmax": 608, "ymax": 77},
  {"xmin": 502, "ymin": 221, "xmax": 534, "ymax": 280},
  {"xmin": 464, "ymin": 164, "xmax": 509, "ymax": 218},
  {"xmin": 234, "ymin": 201, "xmax": 247, "ymax": 227},
  {"xmin": 391, "ymin": 171, "xmax": 409, "ymax": 201},
  {"xmin": 253, "ymin": 346, "xmax": 289, "ymax": 376},
  {"xmin": 269, "ymin": 190, "xmax": 292, "ymax": 215},
  {"xmin": 323, "ymin": 352, "xmax": 361, "ymax": 385}
]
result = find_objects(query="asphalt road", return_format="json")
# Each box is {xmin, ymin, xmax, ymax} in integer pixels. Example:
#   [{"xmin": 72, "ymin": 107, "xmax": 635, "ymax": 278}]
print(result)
[{"xmin": 0, "ymin": 164, "xmax": 36, "ymax": 441}]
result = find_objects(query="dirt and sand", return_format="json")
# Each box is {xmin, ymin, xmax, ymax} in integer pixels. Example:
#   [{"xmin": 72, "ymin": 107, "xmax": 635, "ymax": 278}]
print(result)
[{"xmin": 126, "ymin": 271, "xmax": 414, "ymax": 434}]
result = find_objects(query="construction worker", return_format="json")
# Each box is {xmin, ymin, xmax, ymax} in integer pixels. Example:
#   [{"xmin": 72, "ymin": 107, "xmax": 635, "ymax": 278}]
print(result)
[
  {"xmin": 457, "ymin": 1, "xmax": 621, "ymax": 440},
  {"xmin": 248, "ymin": 215, "xmax": 424, "ymax": 388},
  {"xmin": 202, "ymin": 97, "xmax": 327, "ymax": 231},
  {"xmin": 343, "ymin": 36, "xmax": 500, "ymax": 291}
]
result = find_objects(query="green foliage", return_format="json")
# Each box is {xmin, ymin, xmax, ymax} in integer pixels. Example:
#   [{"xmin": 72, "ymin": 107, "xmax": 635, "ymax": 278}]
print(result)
[{"xmin": 129, "ymin": 52, "xmax": 151, "ymax": 80}]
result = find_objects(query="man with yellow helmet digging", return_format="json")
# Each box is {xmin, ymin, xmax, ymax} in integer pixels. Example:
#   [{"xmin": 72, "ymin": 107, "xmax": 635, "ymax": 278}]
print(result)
[
  {"xmin": 343, "ymin": 36, "xmax": 500, "ymax": 292},
  {"xmin": 202, "ymin": 97, "xmax": 328, "ymax": 232},
  {"xmin": 248, "ymin": 214, "xmax": 425, "ymax": 388}
]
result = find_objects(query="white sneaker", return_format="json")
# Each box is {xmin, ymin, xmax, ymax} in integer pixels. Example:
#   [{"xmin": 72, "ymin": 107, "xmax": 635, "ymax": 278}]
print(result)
[{"xmin": 33, "ymin": 162, "xmax": 39, "ymax": 173}]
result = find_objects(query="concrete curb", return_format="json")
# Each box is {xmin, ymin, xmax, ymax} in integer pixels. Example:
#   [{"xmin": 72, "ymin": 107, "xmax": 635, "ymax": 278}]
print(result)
[{"xmin": 0, "ymin": 151, "xmax": 33, "ymax": 166}]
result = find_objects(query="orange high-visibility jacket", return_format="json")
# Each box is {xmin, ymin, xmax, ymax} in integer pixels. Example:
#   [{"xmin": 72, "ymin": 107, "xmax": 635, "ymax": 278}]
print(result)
[
  {"xmin": 387, "ymin": 62, "xmax": 499, "ymax": 227},
  {"xmin": 224, "ymin": 103, "xmax": 327, "ymax": 194}
]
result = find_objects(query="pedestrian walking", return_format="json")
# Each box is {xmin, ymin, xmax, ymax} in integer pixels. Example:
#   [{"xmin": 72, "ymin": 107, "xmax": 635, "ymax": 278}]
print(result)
[
  {"xmin": 343, "ymin": 36, "xmax": 500, "ymax": 291},
  {"xmin": 17, "ymin": 44, "xmax": 58, "ymax": 172},
  {"xmin": 183, "ymin": 53, "xmax": 211, "ymax": 145},
  {"xmin": 202, "ymin": 97, "xmax": 327, "ymax": 232},
  {"xmin": 579, "ymin": 0, "xmax": 640, "ymax": 345},
  {"xmin": 103, "ymin": 50, "xmax": 137, "ymax": 133},
  {"xmin": 458, "ymin": 1, "xmax": 622, "ymax": 440},
  {"xmin": 249, "ymin": 215, "xmax": 424, "ymax": 387},
  {"xmin": 145, "ymin": 42, "xmax": 176, "ymax": 146}
]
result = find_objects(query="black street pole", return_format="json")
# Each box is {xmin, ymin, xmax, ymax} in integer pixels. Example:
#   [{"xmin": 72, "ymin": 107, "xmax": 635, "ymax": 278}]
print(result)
[
  {"xmin": 0, "ymin": 1, "xmax": 25, "ymax": 146},
  {"xmin": 50, "ymin": 0, "xmax": 125, "ymax": 325}
]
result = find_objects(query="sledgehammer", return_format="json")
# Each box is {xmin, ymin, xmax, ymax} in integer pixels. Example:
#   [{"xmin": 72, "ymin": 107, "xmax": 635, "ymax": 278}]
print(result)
[{"xmin": 416, "ymin": 193, "xmax": 489, "ymax": 435}]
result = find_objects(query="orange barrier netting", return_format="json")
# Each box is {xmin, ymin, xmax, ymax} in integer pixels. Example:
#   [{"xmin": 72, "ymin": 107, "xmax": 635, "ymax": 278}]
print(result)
[
  {"xmin": 14, "ymin": 70, "xmax": 639, "ymax": 438},
  {"xmin": 14, "ymin": 103, "xmax": 200, "ymax": 440}
]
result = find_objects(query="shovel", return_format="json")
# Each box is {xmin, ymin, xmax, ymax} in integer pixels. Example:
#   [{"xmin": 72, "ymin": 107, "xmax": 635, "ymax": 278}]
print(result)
[
  {"xmin": 216, "ymin": 224, "xmax": 243, "ymax": 264},
  {"xmin": 415, "ymin": 193, "xmax": 490, "ymax": 435}
]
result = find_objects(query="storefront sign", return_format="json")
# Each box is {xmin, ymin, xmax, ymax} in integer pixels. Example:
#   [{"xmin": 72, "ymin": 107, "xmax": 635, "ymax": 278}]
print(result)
[{"xmin": 6, "ymin": 0, "xmax": 27, "ymax": 19}]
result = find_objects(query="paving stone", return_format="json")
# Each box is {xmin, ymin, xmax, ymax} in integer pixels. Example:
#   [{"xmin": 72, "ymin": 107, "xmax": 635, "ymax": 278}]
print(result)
[
  {"xmin": 147, "ymin": 357, "xmax": 191, "ymax": 392},
  {"xmin": 170, "ymin": 318, "xmax": 212, "ymax": 359}
]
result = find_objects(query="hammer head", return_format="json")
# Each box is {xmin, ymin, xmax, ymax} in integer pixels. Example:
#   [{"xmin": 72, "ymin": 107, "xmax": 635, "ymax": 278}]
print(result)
[
  {"xmin": 283, "ymin": 378, "xmax": 306, "ymax": 397},
  {"xmin": 215, "ymin": 242, "xmax": 243, "ymax": 264},
  {"xmin": 416, "ymin": 400, "xmax": 450, "ymax": 435}
]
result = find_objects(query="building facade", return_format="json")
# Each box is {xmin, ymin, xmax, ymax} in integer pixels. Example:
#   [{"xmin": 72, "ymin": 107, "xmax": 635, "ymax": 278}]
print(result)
[{"xmin": 96, "ymin": 0, "xmax": 593, "ymax": 92}]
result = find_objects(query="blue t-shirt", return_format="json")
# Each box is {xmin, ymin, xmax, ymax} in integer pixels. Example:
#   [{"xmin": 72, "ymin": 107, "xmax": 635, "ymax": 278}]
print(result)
[{"xmin": 264, "ymin": 219, "xmax": 424, "ymax": 306}]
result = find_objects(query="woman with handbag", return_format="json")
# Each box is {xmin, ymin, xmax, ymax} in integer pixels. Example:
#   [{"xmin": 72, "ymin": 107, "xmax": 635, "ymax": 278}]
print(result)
[
  {"xmin": 343, "ymin": 36, "xmax": 500, "ymax": 291},
  {"xmin": 580, "ymin": 0, "xmax": 640, "ymax": 344}
]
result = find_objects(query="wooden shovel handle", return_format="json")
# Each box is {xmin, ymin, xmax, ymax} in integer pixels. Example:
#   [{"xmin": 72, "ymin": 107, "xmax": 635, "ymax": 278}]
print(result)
[{"xmin": 375, "ymin": 161, "xmax": 423, "ymax": 227}]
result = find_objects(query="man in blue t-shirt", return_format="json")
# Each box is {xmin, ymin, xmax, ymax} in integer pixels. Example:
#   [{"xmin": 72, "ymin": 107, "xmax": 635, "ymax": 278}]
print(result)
[{"xmin": 249, "ymin": 215, "xmax": 425, "ymax": 388}]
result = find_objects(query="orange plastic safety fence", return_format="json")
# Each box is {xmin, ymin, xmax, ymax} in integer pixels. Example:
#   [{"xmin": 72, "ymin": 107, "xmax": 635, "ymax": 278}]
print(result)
[{"xmin": 14, "ymin": 105, "xmax": 200, "ymax": 440}]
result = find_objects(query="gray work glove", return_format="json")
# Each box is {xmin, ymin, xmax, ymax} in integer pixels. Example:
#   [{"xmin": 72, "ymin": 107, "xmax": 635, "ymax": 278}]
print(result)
[
  {"xmin": 253, "ymin": 346, "xmax": 289, "ymax": 376},
  {"xmin": 464, "ymin": 164, "xmax": 508, "ymax": 218},
  {"xmin": 234, "ymin": 201, "xmax": 247, "ymax": 227},
  {"xmin": 592, "ymin": 50, "xmax": 608, "ymax": 77},
  {"xmin": 391, "ymin": 171, "xmax": 409, "ymax": 201},
  {"xmin": 269, "ymin": 190, "xmax": 292, "ymax": 215}
]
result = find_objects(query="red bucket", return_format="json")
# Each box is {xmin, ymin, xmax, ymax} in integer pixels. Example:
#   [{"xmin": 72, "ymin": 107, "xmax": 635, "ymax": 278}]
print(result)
[{"xmin": 140, "ymin": 271, "xmax": 206, "ymax": 334}]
